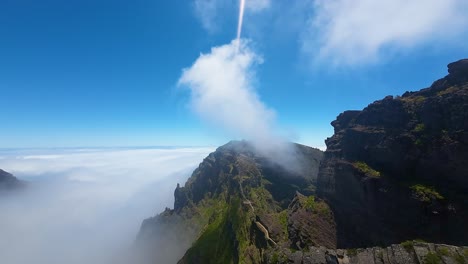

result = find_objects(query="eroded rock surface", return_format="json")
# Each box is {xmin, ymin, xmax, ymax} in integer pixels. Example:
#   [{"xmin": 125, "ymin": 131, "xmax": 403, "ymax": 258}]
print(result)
[{"xmin": 318, "ymin": 59, "xmax": 468, "ymax": 248}]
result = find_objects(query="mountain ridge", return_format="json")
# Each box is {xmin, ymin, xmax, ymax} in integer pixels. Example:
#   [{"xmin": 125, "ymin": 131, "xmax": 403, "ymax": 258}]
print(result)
[{"xmin": 0, "ymin": 169, "xmax": 24, "ymax": 191}]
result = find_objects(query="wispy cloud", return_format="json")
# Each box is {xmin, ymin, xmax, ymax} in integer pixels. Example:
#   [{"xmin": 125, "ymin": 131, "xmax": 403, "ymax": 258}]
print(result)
[
  {"xmin": 178, "ymin": 39, "xmax": 308, "ymax": 172},
  {"xmin": 193, "ymin": 0, "xmax": 270, "ymax": 33},
  {"xmin": 0, "ymin": 147, "xmax": 213, "ymax": 264},
  {"xmin": 193, "ymin": 0, "xmax": 222, "ymax": 33},
  {"xmin": 178, "ymin": 39, "xmax": 281, "ymax": 149},
  {"xmin": 302, "ymin": 0, "xmax": 468, "ymax": 66}
]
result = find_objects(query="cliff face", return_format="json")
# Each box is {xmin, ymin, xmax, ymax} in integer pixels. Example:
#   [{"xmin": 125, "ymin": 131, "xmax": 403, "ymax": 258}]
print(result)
[
  {"xmin": 136, "ymin": 141, "xmax": 326, "ymax": 263},
  {"xmin": 318, "ymin": 59, "xmax": 468, "ymax": 248}
]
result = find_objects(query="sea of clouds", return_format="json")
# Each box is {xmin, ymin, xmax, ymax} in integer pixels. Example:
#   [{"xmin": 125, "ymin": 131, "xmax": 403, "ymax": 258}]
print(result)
[{"xmin": 0, "ymin": 147, "xmax": 213, "ymax": 264}]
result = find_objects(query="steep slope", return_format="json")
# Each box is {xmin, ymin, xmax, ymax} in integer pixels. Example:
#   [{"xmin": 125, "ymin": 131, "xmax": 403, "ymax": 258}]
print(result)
[
  {"xmin": 136, "ymin": 141, "xmax": 326, "ymax": 264},
  {"xmin": 0, "ymin": 169, "xmax": 24, "ymax": 191},
  {"xmin": 318, "ymin": 59, "xmax": 468, "ymax": 248}
]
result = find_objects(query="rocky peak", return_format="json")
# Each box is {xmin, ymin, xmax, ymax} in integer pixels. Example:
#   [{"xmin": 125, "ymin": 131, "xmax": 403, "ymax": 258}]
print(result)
[
  {"xmin": 447, "ymin": 58, "xmax": 468, "ymax": 82},
  {"xmin": 318, "ymin": 59, "xmax": 468, "ymax": 248}
]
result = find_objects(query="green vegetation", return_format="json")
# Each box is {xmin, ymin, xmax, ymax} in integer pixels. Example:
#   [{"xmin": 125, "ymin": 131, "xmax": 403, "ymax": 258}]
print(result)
[
  {"xmin": 278, "ymin": 210, "xmax": 288, "ymax": 235},
  {"xmin": 249, "ymin": 187, "xmax": 275, "ymax": 214},
  {"xmin": 454, "ymin": 252, "xmax": 466, "ymax": 264},
  {"xmin": 302, "ymin": 195, "xmax": 332, "ymax": 219},
  {"xmin": 424, "ymin": 252, "xmax": 442, "ymax": 264},
  {"xmin": 184, "ymin": 196, "xmax": 259, "ymax": 264},
  {"xmin": 437, "ymin": 86, "xmax": 458, "ymax": 96},
  {"xmin": 401, "ymin": 240, "xmax": 414, "ymax": 252},
  {"xmin": 414, "ymin": 123, "xmax": 426, "ymax": 133},
  {"xmin": 185, "ymin": 201, "xmax": 234, "ymax": 264},
  {"xmin": 270, "ymin": 252, "xmax": 287, "ymax": 264},
  {"xmin": 400, "ymin": 95, "xmax": 427, "ymax": 117},
  {"xmin": 436, "ymin": 247, "xmax": 449, "ymax": 256},
  {"xmin": 304, "ymin": 195, "xmax": 330, "ymax": 215},
  {"xmin": 304, "ymin": 195, "xmax": 316, "ymax": 210},
  {"xmin": 353, "ymin": 162, "xmax": 381, "ymax": 178},
  {"xmin": 347, "ymin": 248, "xmax": 358, "ymax": 256},
  {"xmin": 415, "ymin": 138, "xmax": 424, "ymax": 147},
  {"xmin": 270, "ymin": 252, "xmax": 279, "ymax": 264},
  {"xmin": 410, "ymin": 184, "xmax": 444, "ymax": 202},
  {"xmin": 458, "ymin": 248, "xmax": 468, "ymax": 264},
  {"xmin": 401, "ymin": 95, "xmax": 426, "ymax": 104}
]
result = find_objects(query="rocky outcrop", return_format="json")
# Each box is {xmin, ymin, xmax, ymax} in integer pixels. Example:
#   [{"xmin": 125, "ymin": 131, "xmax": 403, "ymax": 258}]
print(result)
[
  {"xmin": 136, "ymin": 141, "xmax": 324, "ymax": 264},
  {"xmin": 287, "ymin": 192, "xmax": 336, "ymax": 250},
  {"xmin": 265, "ymin": 242, "xmax": 468, "ymax": 264},
  {"xmin": 317, "ymin": 59, "xmax": 468, "ymax": 248},
  {"xmin": 0, "ymin": 169, "xmax": 24, "ymax": 191}
]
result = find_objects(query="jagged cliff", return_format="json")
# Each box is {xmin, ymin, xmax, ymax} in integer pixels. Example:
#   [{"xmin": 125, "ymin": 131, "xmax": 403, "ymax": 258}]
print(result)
[
  {"xmin": 318, "ymin": 59, "xmax": 468, "ymax": 248},
  {"xmin": 136, "ymin": 141, "xmax": 326, "ymax": 263},
  {"xmin": 136, "ymin": 59, "xmax": 468, "ymax": 264}
]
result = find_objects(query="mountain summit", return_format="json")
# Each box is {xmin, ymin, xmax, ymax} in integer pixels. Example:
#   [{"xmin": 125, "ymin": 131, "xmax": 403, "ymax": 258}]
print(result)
[{"xmin": 136, "ymin": 141, "xmax": 325, "ymax": 263}]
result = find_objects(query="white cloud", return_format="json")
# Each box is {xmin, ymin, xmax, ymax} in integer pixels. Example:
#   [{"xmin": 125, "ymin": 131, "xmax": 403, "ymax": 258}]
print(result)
[
  {"xmin": 302, "ymin": 0, "xmax": 468, "ymax": 66},
  {"xmin": 245, "ymin": 0, "xmax": 270, "ymax": 12},
  {"xmin": 193, "ymin": 0, "xmax": 270, "ymax": 32},
  {"xmin": 178, "ymin": 39, "xmax": 283, "ymax": 150},
  {"xmin": 193, "ymin": 0, "xmax": 220, "ymax": 32},
  {"xmin": 0, "ymin": 147, "xmax": 213, "ymax": 264},
  {"xmin": 178, "ymin": 39, "xmax": 307, "ymax": 172}
]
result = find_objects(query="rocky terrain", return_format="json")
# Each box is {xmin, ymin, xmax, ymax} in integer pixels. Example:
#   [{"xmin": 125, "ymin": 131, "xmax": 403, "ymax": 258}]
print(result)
[
  {"xmin": 265, "ymin": 241, "xmax": 468, "ymax": 264},
  {"xmin": 318, "ymin": 59, "xmax": 468, "ymax": 248},
  {"xmin": 136, "ymin": 141, "xmax": 325, "ymax": 263},
  {"xmin": 136, "ymin": 59, "xmax": 468, "ymax": 264},
  {"xmin": 0, "ymin": 169, "xmax": 24, "ymax": 191}
]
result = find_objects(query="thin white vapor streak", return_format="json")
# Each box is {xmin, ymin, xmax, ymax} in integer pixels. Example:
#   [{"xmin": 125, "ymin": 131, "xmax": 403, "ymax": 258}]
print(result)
[{"xmin": 237, "ymin": 0, "xmax": 246, "ymax": 41}]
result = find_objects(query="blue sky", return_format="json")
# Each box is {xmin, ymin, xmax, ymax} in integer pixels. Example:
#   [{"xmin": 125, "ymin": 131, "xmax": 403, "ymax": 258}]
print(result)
[{"xmin": 1, "ymin": 0, "xmax": 467, "ymax": 148}]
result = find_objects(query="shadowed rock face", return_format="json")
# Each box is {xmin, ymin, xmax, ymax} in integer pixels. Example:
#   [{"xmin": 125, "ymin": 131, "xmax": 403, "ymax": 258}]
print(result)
[
  {"xmin": 317, "ymin": 59, "xmax": 468, "ymax": 248},
  {"xmin": 0, "ymin": 169, "xmax": 24, "ymax": 191}
]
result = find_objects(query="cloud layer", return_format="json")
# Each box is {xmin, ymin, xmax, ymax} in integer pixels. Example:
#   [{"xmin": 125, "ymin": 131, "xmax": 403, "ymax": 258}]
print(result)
[{"xmin": 0, "ymin": 147, "xmax": 213, "ymax": 264}]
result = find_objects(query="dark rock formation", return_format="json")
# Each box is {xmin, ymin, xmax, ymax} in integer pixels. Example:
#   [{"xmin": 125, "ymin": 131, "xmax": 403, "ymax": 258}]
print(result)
[
  {"xmin": 0, "ymin": 169, "xmax": 24, "ymax": 191},
  {"xmin": 265, "ymin": 242, "xmax": 468, "ymax": 264},
  {"xmin": 317, "ymin": 59, "xmax": 468, "ymax": 248}
]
